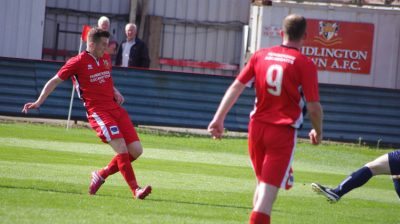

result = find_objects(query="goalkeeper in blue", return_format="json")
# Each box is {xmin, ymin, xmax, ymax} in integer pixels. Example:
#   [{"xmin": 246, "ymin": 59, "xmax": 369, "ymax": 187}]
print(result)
[{"xmin": 311, "ymin": 149, "xmax": 400, "ymax": 203}]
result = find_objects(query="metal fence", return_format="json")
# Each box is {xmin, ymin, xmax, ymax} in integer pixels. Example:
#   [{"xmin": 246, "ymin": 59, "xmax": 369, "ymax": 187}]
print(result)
[
  {"xmin": 266, "ymin": 0, "xmax": 400, "ymax": 6},
  {"xmin": 0, "ymin": 57, "xmax": 399, "ymax": 147}
]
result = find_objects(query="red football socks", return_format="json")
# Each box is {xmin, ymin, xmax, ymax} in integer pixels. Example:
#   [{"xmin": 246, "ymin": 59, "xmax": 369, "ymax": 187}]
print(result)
[
  {"xmin": 99, "ymin": 153, "xmax": 136, "ymax": 179},
  {"xmin": 115, "ymin": 153, "xmax": 139, "ymax": 193},
  {"xmin": 249, "ymin": 211, "xmax": 270, "ymax": 224}
]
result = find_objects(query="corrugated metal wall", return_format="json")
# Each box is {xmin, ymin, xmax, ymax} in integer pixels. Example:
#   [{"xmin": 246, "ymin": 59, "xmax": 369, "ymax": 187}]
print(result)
[
  {"xmin": 43, "ymin": 0, "xmax": 130, "ymax": 60},
  {"xmin": 46, "ymin": 0, "xmax": 131, "ymax": 13},
  {"xmin": 0, "ymin": 0, "xmax": 46, "ymax": 59},
  {"xmin": 1, "ymin": 57, "xmax": 399, "ymax": 147},
  {"xmin": 148, "ymin": 0, "xmax": 250, "ymax": 76},
  {"xmin": 42, "ymin": 0, "xmax": 250, "ymax": 75},
  {"xmin": 250, "ymin": 3, "xmax": 400, "ymax": 89}
]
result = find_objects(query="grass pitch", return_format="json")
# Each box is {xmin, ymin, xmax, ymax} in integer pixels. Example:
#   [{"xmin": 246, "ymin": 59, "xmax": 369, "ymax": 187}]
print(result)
[{"xmin": 0, "ymin": 122, "xmax": 398, "ymax": 224}]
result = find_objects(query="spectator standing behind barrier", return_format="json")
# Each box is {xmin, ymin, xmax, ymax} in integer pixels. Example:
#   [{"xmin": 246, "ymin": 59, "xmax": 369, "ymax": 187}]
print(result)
[
  {"xmin": 97, "ymin": 16, "xmax": 118, "ymax": 56},
  {"xmin": 115, "ymin": 23, "xmax": 150, "ymax": 68},
  {"xmin": 208, "ymin": 14, "xmax": 323, "ymax": 224}
]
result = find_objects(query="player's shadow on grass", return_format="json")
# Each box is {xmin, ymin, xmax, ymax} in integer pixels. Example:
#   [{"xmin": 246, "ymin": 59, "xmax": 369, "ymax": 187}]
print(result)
[
  {"xmin": 146, "ymin": 197, "xmax": 252, "ymax": 210},
  {"xmin": 0, "ymin": 184, "xmax": 85, "ymax": 196},
  {"xmin": 0, "ymin": 184, "xmax": 252, "ymax": 210}
]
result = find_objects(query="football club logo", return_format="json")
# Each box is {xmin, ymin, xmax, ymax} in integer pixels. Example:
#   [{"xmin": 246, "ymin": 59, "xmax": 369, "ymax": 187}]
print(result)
[
  {"xmin": 303, "ymin": 19, "xmax": 374, "ymax": 74},
  {"xmin": 313, "ymin": 21, "xmax": 342, "ymax": 46},
  {"xmin": 110, "ymin": 126, "xmax": 120, "ymax": 135},
  {"xmin": 319, "ymin": 21, "xmax": 338, "ymax": 40},
  {"xmin": 103, "ymin": 59, "xmax": 110, "ymax": 69},
  {"xmin": 88, "ymin": 64, "xmax": 93, "ymax": 70}
]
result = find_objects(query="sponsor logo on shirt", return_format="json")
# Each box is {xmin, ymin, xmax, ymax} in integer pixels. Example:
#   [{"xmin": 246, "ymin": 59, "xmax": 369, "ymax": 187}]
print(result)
[
  {"xmin": 88, "ymin": 64, "xmax": 93, "ymax": 70},
  {"xmin": 89, "ymin": 71, "xmax": 111, "ymax": 83},
  {"xmin": 265, "ymin": 52, "xmax": 295, "ymax": 64},
  {"xmin": 110, "ymin": 126, "xmax": 120, "ymax": 135}
]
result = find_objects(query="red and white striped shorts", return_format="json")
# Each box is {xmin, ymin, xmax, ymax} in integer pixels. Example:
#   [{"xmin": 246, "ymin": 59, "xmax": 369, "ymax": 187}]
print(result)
[
  {"xmin": 248, "ymin": 120, "xmax": 296, "ymax": 190},
  {"xmin": 87, "ymin": 107, "xmax": 139, "ymax": 145}
]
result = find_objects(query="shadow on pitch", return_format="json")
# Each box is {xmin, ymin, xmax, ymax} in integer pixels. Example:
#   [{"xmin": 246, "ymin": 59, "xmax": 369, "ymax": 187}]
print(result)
[
  {"xmin": 0, "ymin": 184, "xmax": 252, "ymax": 210},
  {"xmin": 145, "ymin": 197, "xmax": 252, "ymax": 210},
  {"xmin": 0, "ymin": 184, "xmax": 86, "ymax": 196}
]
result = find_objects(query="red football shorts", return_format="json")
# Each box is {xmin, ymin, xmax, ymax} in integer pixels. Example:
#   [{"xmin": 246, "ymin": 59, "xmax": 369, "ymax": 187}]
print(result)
[
  {"xmin": 248, "ymin": 119, "xmax": 296, "ymax": 190},
  {"xmin": 87, "ymin": 107, "xmax": 139, "ymax": 145}
]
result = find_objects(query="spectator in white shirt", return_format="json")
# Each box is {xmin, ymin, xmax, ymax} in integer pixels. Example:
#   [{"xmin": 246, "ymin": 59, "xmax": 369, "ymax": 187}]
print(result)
[{"xmin": 115, "ymin": 23, "xmax": 150, "ymax": 68}]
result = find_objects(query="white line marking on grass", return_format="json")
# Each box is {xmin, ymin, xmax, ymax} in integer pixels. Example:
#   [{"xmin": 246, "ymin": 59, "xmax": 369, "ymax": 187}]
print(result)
[
  {"xmin": 144, "ymin": 148, "xmax": 250, "ymax": 167},
  {"xmin": 0, "ymin": 161, "xmax": 254, "ymax": 193},
  {"xmin": 0, "ymin": 137, "xmax": 111, "ymax": 154},
  {"xmin": 0, "ymin": 137, "xmax": 251, "ymax": 167}
]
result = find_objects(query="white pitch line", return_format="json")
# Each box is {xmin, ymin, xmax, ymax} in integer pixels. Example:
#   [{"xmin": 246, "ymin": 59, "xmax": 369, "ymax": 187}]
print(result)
[{"xmin": 0, "ymin": 137, "xmax": 251, "ymax": 167}]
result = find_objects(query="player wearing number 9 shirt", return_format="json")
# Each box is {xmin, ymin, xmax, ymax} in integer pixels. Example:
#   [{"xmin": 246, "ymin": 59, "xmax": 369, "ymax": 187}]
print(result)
[{"xmin": 208, "ymin": 14, "xmax": 323, "ymax": 224}]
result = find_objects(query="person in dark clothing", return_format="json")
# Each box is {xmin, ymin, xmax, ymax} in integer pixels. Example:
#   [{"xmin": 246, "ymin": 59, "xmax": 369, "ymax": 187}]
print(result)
[{"xmin": 115, "ymin": 23, "xmax": 150, "ymax": 68}]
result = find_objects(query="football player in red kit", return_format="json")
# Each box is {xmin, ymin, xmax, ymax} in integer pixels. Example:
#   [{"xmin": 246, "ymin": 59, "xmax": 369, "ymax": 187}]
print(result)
[
  {"xmin": 22, "ymin": 27, "xmax": 151, "ymax": 200},
  {"xmin": 208, "ymin": 14, "xmax": 323, "ymax": 224}
]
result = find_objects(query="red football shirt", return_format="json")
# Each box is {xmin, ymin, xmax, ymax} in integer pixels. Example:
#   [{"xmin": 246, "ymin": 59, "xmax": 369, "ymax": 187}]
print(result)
[
  {"xmin": 237, "ymin": 45, "xmax": 319, "ymax": 128},
  {"xmin": 57, "ymin": 51, "xmax": 119, "ymax": 112}
]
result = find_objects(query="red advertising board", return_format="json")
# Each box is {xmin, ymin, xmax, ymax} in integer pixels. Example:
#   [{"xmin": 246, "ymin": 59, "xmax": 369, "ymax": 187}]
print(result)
[{"xmin": 302, "ymin": 19, "xmax": 374, "ymax": 74}]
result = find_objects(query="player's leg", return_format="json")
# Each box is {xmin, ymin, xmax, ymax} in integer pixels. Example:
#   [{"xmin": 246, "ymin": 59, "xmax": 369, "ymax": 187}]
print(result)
[
  {"xmin": 87, "ymin": 109, "xmax": 146, "ymax": 198},
  {"xmin": 119, "ymin": 107, "xmax": 143, "ymax": 159},
  {"xmin": 388, "ymin": 150, "xmax": 400, "ymax": 198},
  {"xmin": 108, "ymin": 138, "xmax": 142, "ymax": 198},
  {"xmin": 333, "ymin": 153, "xmax": 389, "ymax": 197},
  {"xmin": 248, "ymin": 121, "xmax": 271, "ymax": 224},
  {"xmin": 312, "ymin": 152, "xmax": 391, "ymax": 202},
  {"xmin": 252, "ymin": 182, "xmax": 259, "ymax": 207},
  {"xmin": 252, "ymin": 184, "xmax": 274, "ymax": 213},
  {"xmin": 249, "ymin": 185, "xmax": 275, "ymax": 224},
  {"xmin": 248, "ymin": 123, "xmax": 295, "ymax": 224},
  {"xmin": 97, "ymin": 141, "xmax": 141, "ymax": 179},
  {"xmin": 126, "ymin": 140, "xmax": 152, "ymax": 199},
  {"xmin": 365, "ymin": 153, "xmax": 391, "ymax": 175},
  {"xmin": 96, "ymin": 148, "xmax": 137, "ymax": 180},
  {"xmin": 91, "ymin": 143, "xmax": 149, "ymax": 198},
  {"xmin": 111, "ymin": 107, "xmax": 151, "ymax": 199},
  {"xmin": 392, "ymin": 176, "xmax": 400, "ymax": 198},
  {"xmin": 312, "ymin": 166, "xmax": 373, "ymax": 202},
  {"xmin": 127, "ymin": 141, "xmax": 143, "ymax": 159},
  {"xmin": 87, "ymin": 110, "xmax": 121, "ymax": 195},
  {"xmin": 97, "ymin": 112, "xmax": 142, "ymax": 180}
]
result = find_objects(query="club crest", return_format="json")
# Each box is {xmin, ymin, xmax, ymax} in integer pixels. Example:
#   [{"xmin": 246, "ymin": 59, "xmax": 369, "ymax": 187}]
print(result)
[
  {"xmin": 103, "ymin": 59, "xmax": 110, "ymax": 69},
  {"xmin": 319, "ymin": 21, "xmax": 339, "ymax": 41},
  {"xmin": 312, "ymin": 20, "xmax": 342, "ymax": 46}
]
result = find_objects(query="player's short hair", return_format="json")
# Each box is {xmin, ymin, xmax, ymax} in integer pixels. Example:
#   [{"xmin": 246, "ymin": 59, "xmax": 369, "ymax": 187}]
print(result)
[
  {"xmin": 98, "ymin": 16, "xmax": 110, "ymax": 27},
  {"xmin": 87, "ymin": 27, "xmax": 110, "ymax": 43},
  {"xmin": 282, "ymin": 14, "xmax": 307, "ymax": 42}
]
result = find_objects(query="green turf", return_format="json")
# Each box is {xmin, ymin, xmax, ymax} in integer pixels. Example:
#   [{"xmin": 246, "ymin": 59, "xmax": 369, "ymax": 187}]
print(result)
[{"xmin": 0, "ymin": 122, "xmax": 398, "ymax": 224}]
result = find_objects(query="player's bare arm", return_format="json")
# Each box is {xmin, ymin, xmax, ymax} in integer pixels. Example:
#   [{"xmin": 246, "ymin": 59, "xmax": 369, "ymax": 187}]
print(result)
[
  {"xmin": 208, "ymin": 80, "xmax": 246, "ymax": 139},
  {"xmin": 306, "ymin": 101, "xmax": 323, "ymax": 145},
  {"xmin": 113, "ymin": 87, "xmax": 125, "ymax": 105},
  {"xmin": 22, "ymin": 75, "xmax": 64, "ymax": 113}
]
